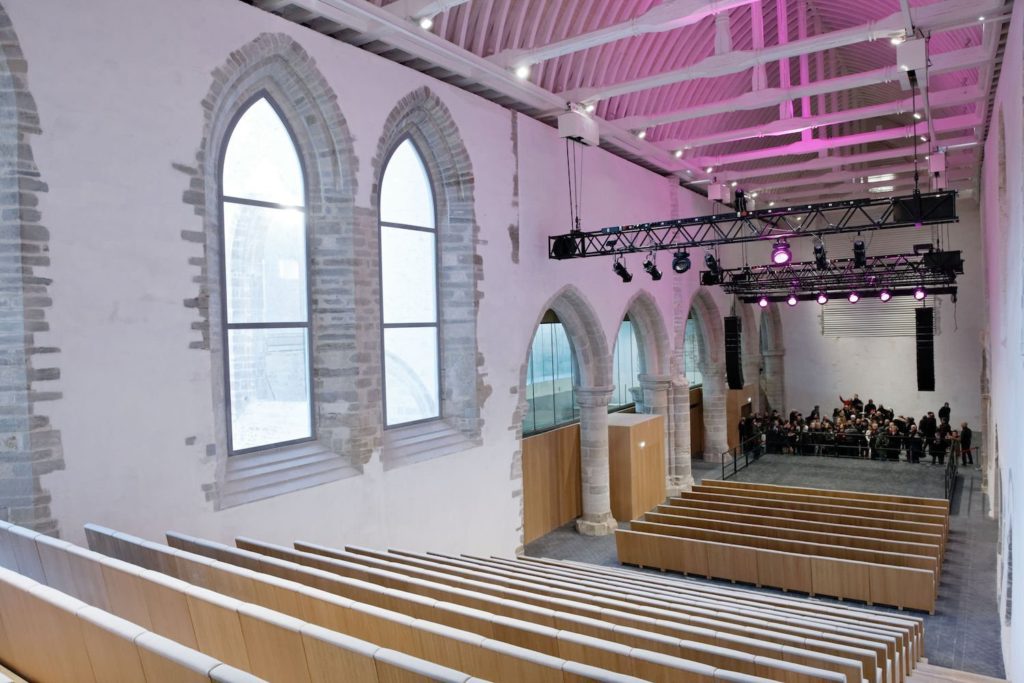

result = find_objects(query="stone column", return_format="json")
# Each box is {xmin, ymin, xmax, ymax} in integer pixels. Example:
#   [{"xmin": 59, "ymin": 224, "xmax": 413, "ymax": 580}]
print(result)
[
  {"xmin": 574, "ymin": 386, "xmax": 617, "ymax": 536},
  {"xmin": 669, "ymin": 375, "xmax": 694, "ymax": 495},
  {"xmin": 701, "ymin": 362, "xmax": 730, "ymax": 461},
  {"xmin": 761, "ymin": 349, "xmax": 786, "ymax": 414},
  {"xmin": 639, "ymin": 373, "xmax": 673, "ymax": 492}
]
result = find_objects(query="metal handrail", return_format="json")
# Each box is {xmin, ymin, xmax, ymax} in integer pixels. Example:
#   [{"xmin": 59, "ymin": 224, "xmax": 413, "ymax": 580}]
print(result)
[{"xmin": 720, "ymin": 434, "xmax": 765, "ymax": 480}]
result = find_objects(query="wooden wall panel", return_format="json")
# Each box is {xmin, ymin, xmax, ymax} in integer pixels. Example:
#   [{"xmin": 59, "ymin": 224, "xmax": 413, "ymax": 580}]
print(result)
[
  {"xmin": 522, "ymin": 424, "xmax": 581, "ymax": 544},
  {"xmin": 726, "ymin": 385, "xmax": 756, "ymax": 450},
  {"xmin": 608, "ymin": 414, "xmax": 665, "ymax": 521}
]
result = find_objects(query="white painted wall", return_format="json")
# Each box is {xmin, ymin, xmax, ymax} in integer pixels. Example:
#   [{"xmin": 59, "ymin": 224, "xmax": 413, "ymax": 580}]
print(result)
[
  {"xmin": 2, "ymin": 0, "xmax": 713, "ymax": 555},
  {"xmin": 775, "ymin": 213, "xmax": 986, "ymax": 428},
  {"xmin": 979, "ymin": 2, "xmax": 1024, "ymax": 679}
]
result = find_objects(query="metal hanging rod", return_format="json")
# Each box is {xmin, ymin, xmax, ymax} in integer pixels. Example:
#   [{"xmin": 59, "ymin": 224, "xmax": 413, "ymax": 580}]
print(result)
[{"xmin": 548, "ymin": 189, "xmax": 958, "ymax": 260}]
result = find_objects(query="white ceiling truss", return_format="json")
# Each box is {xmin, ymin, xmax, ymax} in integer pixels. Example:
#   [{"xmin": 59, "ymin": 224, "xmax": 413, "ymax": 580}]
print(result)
[{"xmin": 244, "ymin": 0, "xmax": 1013, "ymax": 206}]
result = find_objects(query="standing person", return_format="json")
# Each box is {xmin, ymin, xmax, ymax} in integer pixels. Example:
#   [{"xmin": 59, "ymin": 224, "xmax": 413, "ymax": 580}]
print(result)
[
  {"xmin": 938, "ymin": 402, "xmax": 951, "ymax": 424},
  {"xmin": 906, "ymin": 425, "xmax": 923, "ymax": 463},
  {"xmin": 960, "ymin": 422, "xmax": 974, "ymax": 465}
]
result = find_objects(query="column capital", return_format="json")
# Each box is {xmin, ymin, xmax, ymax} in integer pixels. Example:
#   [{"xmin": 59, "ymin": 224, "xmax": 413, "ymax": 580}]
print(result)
[
  {"xmin": 574, "ymin": 385, "xmax": 614, "ymax": 408},
  {"xmin": 638, "ymin": 373, "xmax": 672, "ymax": 390},
  {"xmin": 672, "ymin": 375, "xmax": 690, "ymax": 390}
]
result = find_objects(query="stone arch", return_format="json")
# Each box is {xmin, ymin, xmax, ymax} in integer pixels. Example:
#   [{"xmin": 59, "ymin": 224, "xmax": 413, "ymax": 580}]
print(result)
[
  {"xmin": 759, "ymin": 303, "xmax": 786, "ymax": 415},
  {"xmin": 680, "ymin": 289, "xmax": 729, "ymax": 461},
  {"xmin": 619, "ymin": 290, "xmax": 671, "ymax": 378},
  {"xmin": 371, "ymin": 86, "xmax": 484, "ymax": 451},
  {"xmin": 511, "ymin": 285, "xmax": 615, "ymax": 550},
  {"xmin": 180, "ymin": 32, "xmax": 365, "ymax": 509},
  {"xmin": 0, "ymin": 2, "xmax": 64, "ymax": 534}
]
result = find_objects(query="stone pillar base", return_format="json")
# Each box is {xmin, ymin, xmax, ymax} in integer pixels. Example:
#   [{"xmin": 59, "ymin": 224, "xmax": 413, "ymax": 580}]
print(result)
[
  {"xmin": 576, "ymin": 513, "xmax": 617, "ymax": 536},
  {"xmin": 666, "ymin": 475, "xmax": 694, "ymax": 498}
]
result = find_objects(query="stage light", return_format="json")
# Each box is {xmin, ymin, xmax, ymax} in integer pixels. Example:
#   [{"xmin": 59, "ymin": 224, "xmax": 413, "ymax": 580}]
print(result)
[
  {"xmin": 613, "ymin": 258, "xmax": 633, "ymax": 283},
  {"xmin": 880, "ymin": 289, "xmax": 892, "ymax": 302},
  {"xmin": 758, "ymin": 297, "xmax": 769, "ymax": 308},
  {"xmin": 787, "ymin": 293, "xmax": 798, "ymax": 307},
  {"xmin": 704, "ymin": 251, "xmax": 720, "ymax": 274},
  {"xmin": 914, "ymin": 286, "xmax": 927, "ymax": 300},
  {"xmin": 813, "ymin": 242, "xmax": 828, "ymax": 270},
  {"xmin": 816, "ymin": 292, "xmax": 828, "ymax": 305},
  {"xmin": 514, "ymin": 64, "xmax": 530, "ymax": 79},
  {"xmin": 643, "ymin": 256, "xmax": 663, "ymax": 281},
  {"xmin": 848, "ymin": 292, "xmax": 860, "ymax": 303},
  {"xmin": 419, "ymin": 16, "xmax": 434, "ymax": 29},
  {"xmin": 671, "ymin": 250, "xmax": 691, "ymax": 273},
  {"xmin": 771, "ymin": 239, "xmax": 792, "ymax": 265},
  {"xmin": 853, "ymin": 239, "xmax": 867, "ymax": 267}
]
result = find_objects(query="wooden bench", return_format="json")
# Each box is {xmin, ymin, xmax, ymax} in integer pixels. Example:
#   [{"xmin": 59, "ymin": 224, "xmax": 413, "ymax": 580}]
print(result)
[
  {"xmin": 0, "ymin": 564, "xmax": 263, "ymax": 683},
  {"xmin": 701, "ymin": 480, "xmax": 949, "ymax": 510},
  {"xmin": 0, "ymin": 522, "xmax": 480, "ymax": 683},
  {"xmin": 325, "ymin": 543, "xmax": 905, "ymax": 683}
]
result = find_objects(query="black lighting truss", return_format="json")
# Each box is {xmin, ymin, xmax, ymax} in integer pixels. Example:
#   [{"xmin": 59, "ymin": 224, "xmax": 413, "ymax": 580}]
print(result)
[
  {"xmin": 706, "ymin": 250, "xmax": 964, "ymax": 303},
  {"xmin": 548, "ymin": 190, "xmax": 957, "ymax": 260}
]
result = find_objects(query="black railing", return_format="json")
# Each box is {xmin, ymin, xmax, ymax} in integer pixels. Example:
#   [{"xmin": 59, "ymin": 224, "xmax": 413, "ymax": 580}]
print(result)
[
  {"xmin": 720, "ymin": 434, "xmax": 766, "ymax": 480},
  {"xmin": 944, "ymin": 443, "xmax": 960, "ymax": 505}
]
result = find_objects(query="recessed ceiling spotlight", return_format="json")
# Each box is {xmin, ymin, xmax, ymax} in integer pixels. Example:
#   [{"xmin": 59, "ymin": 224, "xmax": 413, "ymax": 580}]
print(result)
[
  {"xmin": 730, "ymin": 181, "xmax": 738, "ymax": 187},
  {"xmin": 419, "ymin": 16, "xmax": 434, "ymax": 29},
  {"xmin": 706, "ymin": 166, "xmax": 714, "ymax": 173},
  {"xmin": 584, "ymin": 102, "xmax": 596, "ymax": 114},
  {"xmin": 750, "ymin": 192, "xmax": 758, "ymax": 198},
  {"xmin": 768, "ymin": 201, "xmax": 776, "ymax": 207},
  {"xmin": 890, "ymin": 33, "xmax": 905, "ymax": 45},
  {"xmin": 912, "ymin": 112, "xmax": 922, "ymax": 120},
  {"xmin": 674, "ymin": 149, "xmax": 683, "ymax": 158},
  {"xmin": 978, "ymin": 15, "xmax": 985, "ymax": 21},
  {"xmin": 636, "ymin": 130, "xmax": 647, "ymax": 139},
  {"xmin": 900, "ymin": 63, "xmax": 910, "ymax": 71},
  {"xmin": 920, "ymin": 135, "xmax": 928, "ymax": 142},
  {"xmin": 514, "ymin": 64, "xmax": 530, "ymax": 80}
]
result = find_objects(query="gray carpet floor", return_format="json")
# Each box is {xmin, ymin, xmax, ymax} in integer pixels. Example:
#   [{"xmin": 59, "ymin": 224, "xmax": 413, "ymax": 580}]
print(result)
[{"xmin": 524, "ymin": 455, "xmax": 1005, "ymax": 678}]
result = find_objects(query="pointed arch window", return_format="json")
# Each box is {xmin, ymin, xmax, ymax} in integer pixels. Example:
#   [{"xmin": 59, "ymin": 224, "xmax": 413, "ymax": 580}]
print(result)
[
  {"xmin": 610, "ymin": 316, "xmax": 641, "ymax": 411},
  {"xmin": 220, "ymin": 95, "xmax": 313, "ymax": 453},
  {"xmin": 380, "ymin": 138, "xmax": 441, "ymax": 427},
  {"xmin": 684, "ymin": 314, "xmax": 703, "ymax": 388}
]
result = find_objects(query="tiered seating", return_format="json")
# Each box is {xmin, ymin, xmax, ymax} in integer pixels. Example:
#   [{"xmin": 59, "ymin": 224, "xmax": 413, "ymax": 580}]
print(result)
[
  {"xmin": 0, "ymin": 515, "xmax": 930, "ymax": 682},
  {"xmin": 616, "ymin": 480, "xmax": 949, "ymax": 613}
]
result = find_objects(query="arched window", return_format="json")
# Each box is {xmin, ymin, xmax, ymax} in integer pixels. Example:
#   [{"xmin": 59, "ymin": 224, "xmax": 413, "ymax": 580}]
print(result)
[
  {"xmin": 523, "ymin": 311, "xmax": 579, "ymax": 435},
  {"xmin": 610, "ymin": 316, "xmax": 641, "ymax": 411},
  {"xmin": 684, "ymin": 314, "xmax": 703, "ymax": 387},
  {"xmin": 221, "ymin": 96, "xmax": 312, "ymax": 453},
  {"xmin": 380, "ymin": 138, "xmax": 440, "ymax": 427}
]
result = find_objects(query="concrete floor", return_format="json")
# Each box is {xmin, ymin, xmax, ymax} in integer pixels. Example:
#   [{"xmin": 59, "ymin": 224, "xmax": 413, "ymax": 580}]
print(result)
[{"xmin": 524, "ymin": 455, "xmax": 1005, "ymax": 679}]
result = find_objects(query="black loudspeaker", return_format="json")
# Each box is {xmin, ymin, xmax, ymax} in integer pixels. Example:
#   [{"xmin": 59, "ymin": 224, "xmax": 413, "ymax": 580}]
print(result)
[
  {"xmin": 724, "ymin": 316, "xmax": 744, "ymax": 390},
  {"xmin": 916, "ymin": 308, "xmax": 935, "ymax": 392}
]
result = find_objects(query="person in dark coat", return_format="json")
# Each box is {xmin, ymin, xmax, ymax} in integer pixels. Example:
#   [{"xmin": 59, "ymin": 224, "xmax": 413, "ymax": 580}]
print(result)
[
  {"xmin": 906, "ymin": 425, "xmax": 923, "ymax": 463},
  {"xmin": 960, "ymin": 422, "xmax": 974, "ymax": 465},
  {"xmin": 938, "ymin": 402, "xmax": 951, "ymax": 424}
]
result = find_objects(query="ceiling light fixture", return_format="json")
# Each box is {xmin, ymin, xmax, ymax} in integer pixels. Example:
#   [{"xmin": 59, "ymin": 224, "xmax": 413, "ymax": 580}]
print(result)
[
  {"xmin": 787, "ymin": 293, "xmax": 798, "ymax": 307},
  {"xmin": 514, "ymin": 64, "xmax": 530, "ymax": 80},
  {"xmin": 730, "ymin": 181, "xmax": 738, "ymax": 187},
  {"xmin": 869, "ymin": 185, "xmax": 895, "ymax": 193},
  {"xmin": 613, "ymin": 257, "xmax": 632, "ymax": 283},
  {"xmin": 867, "ymin": 173, "xmax": 896, "ymax": 183},
  {"xmin": 814, "ymin": 239, "xmax": 828, "ymax": 270},
  {"xmin": 758, "ymin": 296, "xmax": 769, "ymax": 308},
  {"xmin": 912, "ymin": 112, "xmax": 922, "ymax": 120},
  {"xmin": 672, "ymin": 250, "xmax": 691, "ymax": 274},
  {"xmin": 817, "ymin": 292, "xmax": 828, "ymax": 305},
  {"xmin": 848, "ymin": 292, "xmax": 860, "ymax": 303},
  {"xmin": 636, "ymin": 130, "xmax": 647, "ymax": 140},
  {"xmin": 771, "ymin": 238, "xmax": 792, "ymax": 265},
  {"xmin": 853, "ymin": 239, "xmax": 867, "ymax": 268},
  {"xmin": 706, "ymin": 166, "xmax": 713, "ymax": 173},
  {"xmin": 880, "ymin": 289, "xmax": 892, "ymax": 302},
  {"xmin": 584, "ymin": 102, "xmax": 596, "ymax": 114},
  {"xmin": 418, "ymin": 16, "xmax": 434, "ymax": 29},
  {"xmin": 674, "ymin": 149, "xmax": 683, "ymax": 158},
  {"xmin": 914, "ymin": 286, "xmax": 927, "ymax": 300},
  {"xmin": 643, "ymin": 254, "xmax": 663, "ymax": 281}
]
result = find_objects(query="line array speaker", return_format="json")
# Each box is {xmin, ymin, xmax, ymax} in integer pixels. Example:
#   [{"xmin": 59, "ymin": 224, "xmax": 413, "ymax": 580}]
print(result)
[
  {"xmin": 725, "ymin": 316, "xmax": 744, "ymax": 390},
  {"xmin": 916, "ymin": 308, "xmax": 935, "ymax": 391}
]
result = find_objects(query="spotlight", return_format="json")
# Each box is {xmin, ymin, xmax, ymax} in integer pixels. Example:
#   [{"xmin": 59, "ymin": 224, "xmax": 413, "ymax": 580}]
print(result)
[
  {"xmin": 787, "ymin": 293, "xmax": 798, "ymax": 307},
  {"xmin": 671, "ymin": 250, "xmax": 691, "ymax": 274},
  {"xmin": 706, "ymin": 166, "xmax": 713, "ymax": 173},
  {"xmin": 771, "ymin": 239, "xmax": 792, "ymax": 265},
  {"xmin": 816, "ymin": 292, "xmax": 828, "ymax": 305},
  {"xmin": 768, "ymin": 201, "xmax": 776, "ymax": 207},
  {"xmin": 913, "ymin": 286, "xmax": 927, "ymax": 300},
  {"xmin": 848, "ymin": 292, "xmax": 860, "ymax": 303},
  {"xmin": 758, "ymin": 297, "xmax": 769, "ymax": 308},
  {"xmin": 584, "ymin": 102, "xmax": 596, "ymax": 114},
  {"xmin": 514, "ymin": 64, "xmax": 530, "ymax": 80},
  {"xmin": 879, "ymin": 289, "xmax": 892, "ymax": 302},
  {"xmin": 419, "ymin": 16, "xmax": 434, "ymax": 29},
  {"xmin": 643, "ymin": 256, "xmax": 663, "ymax": 281},
  {"xmin": 613, "ymin": 259, "xmax": 633, "ymax": 283},
  {"xmin": 912, "ymin": 112, "xmax": 922, "ymax": 120},
  {"xmin": 636, "ymin": 130, "xmax": 647, "ymax": 139},
  {"xmin": 730, "ymin": 181, "xmax": 738, "ymax": 188},
  {"xmin": 814, "ymin": 239, "xmax": 828, "ymax": 270},
  {"xmin": 704, "ymin": 251, "xmax": 720, "ymax": 274},
  {"xmin": 674, "ymin": 149, "xmax": 683, "ymax": 158},
  {"xmin": 853, "ymin": 239, "xmax": 867, "ymax": 268}
]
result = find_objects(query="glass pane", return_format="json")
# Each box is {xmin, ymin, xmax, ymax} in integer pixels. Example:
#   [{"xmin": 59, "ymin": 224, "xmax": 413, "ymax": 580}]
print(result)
[
  {"xmin": 685, "ymin": 317, "xmax": 703, "ymax": 387},
  {"xmin": 384, "ymin": 326, "xmax": 440, "ymax": 426},
  {"xmin": 228, "ymin": 327, "xmax": 312, "ymax": 451},
  {"xmin": 224, "ymin": 202, "xmax": 308, "ymax": 324},
  {"xmin": 381, "ymin": 139, "xmax": 435, "ymax": 228},
  {"xmin": 552, "ymin": 324, "xmax": 579, "ymax": 424},
  {"xmin": 381, "ymin": 226, "xmax": 437, "ymax": 324},
  {"xmin": 611, "ymin": 320, "xmax": 640, "ymax": 409},
  {"xmin": 223, "ymin": 98, "xmax": 304, "ymax": 207}
]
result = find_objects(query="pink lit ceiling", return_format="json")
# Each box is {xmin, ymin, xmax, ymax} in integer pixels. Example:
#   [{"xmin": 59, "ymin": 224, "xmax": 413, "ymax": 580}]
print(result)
[{"xmin": 251, "ymin": 0, "xmax": 1011, "ymax": 206}]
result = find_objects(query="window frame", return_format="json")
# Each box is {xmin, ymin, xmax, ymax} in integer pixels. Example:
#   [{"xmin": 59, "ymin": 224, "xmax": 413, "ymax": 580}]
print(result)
[
  {"xmin": 377, "ymin": 135, "xmax": 443, "ymax": 430},
  {"xmin": 217, "ymin": 91, "xmax": 316, "ymax": 456},
  {"xmin": 523, "ymin": 312, "xmax": 581, "ymax": 438}
]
